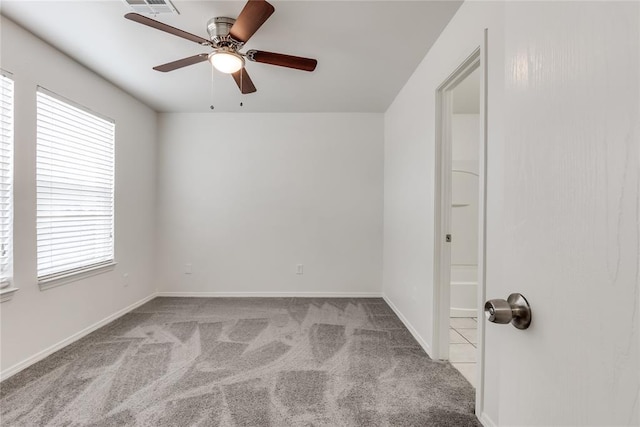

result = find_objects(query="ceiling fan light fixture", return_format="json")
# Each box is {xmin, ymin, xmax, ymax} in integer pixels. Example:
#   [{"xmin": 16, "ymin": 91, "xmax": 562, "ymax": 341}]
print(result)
[{"xmin": 209, "ymin": 51, "xmax": 244, "ymax": 74}]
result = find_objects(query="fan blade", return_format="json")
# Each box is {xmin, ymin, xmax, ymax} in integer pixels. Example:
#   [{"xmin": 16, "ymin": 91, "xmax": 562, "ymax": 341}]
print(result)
[
  {"xmin": 229, "ymin": 0, "xmax": 275, "ymax": 43},
  {"xmin": 125, "ymin": 13, "xmax": 212, "ymax": 46},
  {"xmin": 153, "ymin": 54, "xmax": 210, "ymax": 72},
  {"xmin": 231, "ymin": 68, "xmax": 257, "ymax": 94},
  {"xmin": 247, "ymin": 50, "xmax": 317, "ymax": 71}
]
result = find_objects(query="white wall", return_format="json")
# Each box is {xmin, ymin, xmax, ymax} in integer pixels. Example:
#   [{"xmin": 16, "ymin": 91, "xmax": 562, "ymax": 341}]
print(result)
[
  {"xmin": 156, "ymin": 113, "xmax": 383, "ymax": 296},
  {"xmin": 383, "ymin": 0, "xmax": 502, "ymax": 357},
  {"xmin": 452, "ymin": 114, "xmax": 480, "ymax": 164},
  {"xmin": 0, "ymin": 17, "xmax": 158, "ymax": 376},
  {"xmin": 383, "ymin": 1, "xmax": 639, "ymax": 425}
]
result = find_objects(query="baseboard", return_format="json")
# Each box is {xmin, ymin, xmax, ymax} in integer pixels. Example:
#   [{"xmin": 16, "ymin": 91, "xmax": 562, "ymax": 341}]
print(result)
[
  {"xmin": 0, "ymin": 293, "xmax": 157, "ymax": 382},
  {"xmin": 479, "ymin": 412, "xmax": 497, "ymax": 427},
  {"xmin": 156, "ymin": 291, "xmax": 383, "ymax": 298},
  {"xmin": 382, "ymin": 293, "xmax": 433, "ymax": 358}
]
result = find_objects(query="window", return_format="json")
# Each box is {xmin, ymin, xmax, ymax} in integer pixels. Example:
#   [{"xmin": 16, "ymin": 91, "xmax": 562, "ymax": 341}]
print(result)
[
  {"xmin": 0, "ymin": 73, "xmax": 14, "ymax": 290},
  {"xmin": 36, "ymin": 88, "xmax": 115, "ymax": 284}
]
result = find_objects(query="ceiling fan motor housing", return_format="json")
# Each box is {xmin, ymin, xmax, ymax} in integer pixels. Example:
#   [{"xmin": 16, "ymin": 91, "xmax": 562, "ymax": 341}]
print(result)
[{"xmin": 207, "ymin": 17, "xmax": 242, "ymax": 49}]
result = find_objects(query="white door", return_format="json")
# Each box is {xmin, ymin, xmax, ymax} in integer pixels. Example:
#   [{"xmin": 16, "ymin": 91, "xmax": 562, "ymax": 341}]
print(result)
[{"xmin": 483, "ymin": 1, "xmax": 639, "ymax": 426}]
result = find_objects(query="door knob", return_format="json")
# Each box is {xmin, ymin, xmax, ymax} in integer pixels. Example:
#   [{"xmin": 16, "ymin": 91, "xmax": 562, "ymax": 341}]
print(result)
[{"xmin": 484, "ymin": 293, "xmax": 532, "ymax": 330}]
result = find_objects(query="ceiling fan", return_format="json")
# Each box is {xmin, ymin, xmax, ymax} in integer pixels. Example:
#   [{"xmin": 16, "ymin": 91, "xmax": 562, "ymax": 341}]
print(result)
[{"xmin": 124, "ymin": 0, "xmax": 318, "ymax": 94}]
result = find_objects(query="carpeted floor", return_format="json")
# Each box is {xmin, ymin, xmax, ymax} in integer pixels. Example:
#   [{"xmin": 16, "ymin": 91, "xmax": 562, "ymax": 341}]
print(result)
[{"xmin": 0, "ymin": 297, "xmax": 479, "ymax": 426}]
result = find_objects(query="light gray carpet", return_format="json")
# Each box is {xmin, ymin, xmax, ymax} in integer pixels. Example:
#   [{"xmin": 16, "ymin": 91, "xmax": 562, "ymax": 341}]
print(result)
[{"xmin": 1, "ymin": 297, "xmax": 479, "ymax": 426}]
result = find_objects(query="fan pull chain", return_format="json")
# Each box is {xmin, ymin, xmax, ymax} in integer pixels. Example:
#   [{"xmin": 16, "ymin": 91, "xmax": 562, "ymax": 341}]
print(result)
[
  {"xmin": 209, "ymin": 64, "xmax": 215, "ymax": 110},
  {"xmin": 239, "ymin": 69, "xmax": 244, "ymax": 107}
]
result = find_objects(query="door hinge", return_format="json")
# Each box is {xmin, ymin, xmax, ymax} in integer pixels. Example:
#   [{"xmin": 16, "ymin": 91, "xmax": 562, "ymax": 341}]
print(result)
[{"xmin": 446, "ymin": 234, "xmax": 452, "ymax": 242}]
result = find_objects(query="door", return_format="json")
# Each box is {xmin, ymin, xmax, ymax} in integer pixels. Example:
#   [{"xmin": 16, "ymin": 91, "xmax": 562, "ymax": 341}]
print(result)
[{"xmin": 483, "ymin": 1, "xmax": 639, "ymax": 425}]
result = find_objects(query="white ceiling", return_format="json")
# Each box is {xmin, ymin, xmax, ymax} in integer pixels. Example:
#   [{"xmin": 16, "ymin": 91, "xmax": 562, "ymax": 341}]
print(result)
[{"xmin": 1, "ymin": 0, "xmax": 463, "ymax": 113}]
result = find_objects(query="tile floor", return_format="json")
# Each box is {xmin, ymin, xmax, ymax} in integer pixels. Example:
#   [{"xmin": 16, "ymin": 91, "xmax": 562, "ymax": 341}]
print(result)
[{"xmin": 450, "ymin": 317, "xmax": 477, "ymax": 387}]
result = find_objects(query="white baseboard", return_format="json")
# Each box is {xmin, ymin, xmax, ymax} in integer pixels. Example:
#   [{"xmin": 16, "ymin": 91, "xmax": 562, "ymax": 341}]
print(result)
[
  {"xmin": 156, "ymin": 291, "xmax": 383, "ymax": 298},
  {"xmin": 382, "ymin": 293, "xmax": 433, "ymax": 358},
  {"xmin": 0, "ymin": 293, "xmax": 157, "ymax": 382},
  {"xmin": 479, "ymin": 412, "xmax": 497, "ymax": 427}
]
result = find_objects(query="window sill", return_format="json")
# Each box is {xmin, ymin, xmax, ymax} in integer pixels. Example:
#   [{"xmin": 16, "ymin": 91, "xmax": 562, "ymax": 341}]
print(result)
[
  {"xmin": 38, "ymin": 262, "xmax": 117, "ymax": 291},
  {"xmin": 0, "ymin": 287, "xmax": 18, "ymax": 302}
]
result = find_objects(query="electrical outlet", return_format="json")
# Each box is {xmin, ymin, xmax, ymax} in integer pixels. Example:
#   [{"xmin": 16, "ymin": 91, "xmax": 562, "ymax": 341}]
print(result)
[
  {"xmin": 123, "ymin": 273, "xmax": 129, "ymax": 287},
  {"xmin": 296, "ymin": 264, "xmax": 304, "ymax": 275},
  {"xmin": 185, "ymin": 263, "xmax": 192, "ymax": 274}
]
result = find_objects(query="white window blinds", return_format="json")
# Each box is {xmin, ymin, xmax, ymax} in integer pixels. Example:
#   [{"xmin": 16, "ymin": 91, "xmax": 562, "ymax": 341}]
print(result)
[
  {"xmin": 36, "ymin": 88, "xmax": 115, "ymax": 280},
  {"xmin": 0, "ymin": 74, "xmax": 14, "ymax": 288}
]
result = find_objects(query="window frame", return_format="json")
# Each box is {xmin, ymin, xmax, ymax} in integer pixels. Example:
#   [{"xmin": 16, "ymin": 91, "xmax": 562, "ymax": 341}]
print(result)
[
  {"xmin": 35, "ymin": 87, "xmax": 116, "ymax": 289},
  {"xmin": 0, "ymin": 71, "xmax": 15, "ymax": 301}
]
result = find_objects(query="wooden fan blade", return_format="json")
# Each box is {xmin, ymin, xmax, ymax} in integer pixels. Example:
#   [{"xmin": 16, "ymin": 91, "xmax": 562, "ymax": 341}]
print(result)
[
  {"xmin": 231, "ymin": 68, "xmax": 257, "ymax": 94},
  {"xmin": 153, "ymin": 54, "xmax": 209, "ymax": 72},
  {"xmin": 229, "ymin": 0, "xmax": 275, "ymax": 43},
  {"xmin": 125, "ymin": 13, "xmax": 212, "ymax": 46},
  {"xmin": 247, "ymin": 50, "xmax": 317, "ymax": 72}
]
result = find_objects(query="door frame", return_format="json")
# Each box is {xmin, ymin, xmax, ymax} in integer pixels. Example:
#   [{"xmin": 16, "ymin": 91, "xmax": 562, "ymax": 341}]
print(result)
[{"xmin": 432, "ymin": 29, "xmax": 489, "ymax": 416}]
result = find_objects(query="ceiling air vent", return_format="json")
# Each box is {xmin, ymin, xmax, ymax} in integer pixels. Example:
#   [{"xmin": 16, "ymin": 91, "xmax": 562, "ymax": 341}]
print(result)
[{"xmin": 123, "ymin": 0, "xmax": 179, "ymax": 15}]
